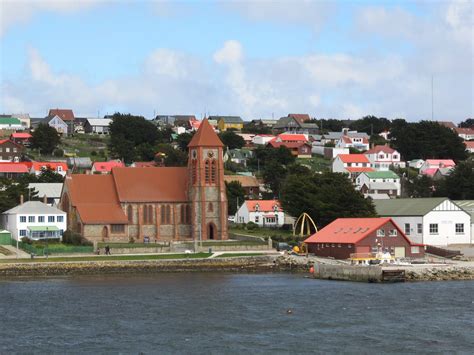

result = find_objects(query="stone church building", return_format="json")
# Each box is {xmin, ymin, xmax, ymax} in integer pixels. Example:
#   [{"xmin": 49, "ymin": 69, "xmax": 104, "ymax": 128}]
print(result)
[{"xmin": 60, "ymin": 119, "xmax": 228, "ymax": 242}]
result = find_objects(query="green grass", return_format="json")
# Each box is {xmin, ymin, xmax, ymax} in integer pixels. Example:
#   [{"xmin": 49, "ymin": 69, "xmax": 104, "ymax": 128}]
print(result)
[
  {"xmin": 0, "ymin": 253, "xmax": 212, "ymax": 263},
  {"xmin": 216, "ymin": 253, "xmax": 265, "ymax": 258},
  {"xmin": 296, "ymin": 156, "xmax": 331, "ymax": 172},
  {"xmin": 229, "ymin": 227, "xmax": 294, "ymax": 238}
]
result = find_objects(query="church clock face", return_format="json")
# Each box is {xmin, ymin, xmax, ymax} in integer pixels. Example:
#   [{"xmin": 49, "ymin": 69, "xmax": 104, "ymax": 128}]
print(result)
[
  {"xmin": 192, "ymin": 149, "xmax": 197, "ymax": 159},
  {"xmin": 207, "ymin": 151, "xmax": 214, "ymax": 158}
]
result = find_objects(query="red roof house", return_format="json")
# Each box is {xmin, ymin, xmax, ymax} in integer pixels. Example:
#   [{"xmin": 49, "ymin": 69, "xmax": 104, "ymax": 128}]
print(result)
[
  {"xmin": 30, "ymin": 162, "xmax": 68, "ymax": 176},
  {"xmin": 332, "ymin": 154, "xmax": 374, "ymax": 177},
  {"xmin": 10, "ymin": 132, "xmax": 32, "ymax": 146},
  {"xmin": 91, "ymin": 160, "xmax": 125, "ymax": 174},
  {"xmin": 0, "ymin": 162, "xmax": 29, "ymax": 178},
  {"xmin": 305, "ymin": 218, "xmax": 424, "ymax": 259},
  {"xmin": 48, "ymin": 109, "xmax": 75, "ymax": 122}
]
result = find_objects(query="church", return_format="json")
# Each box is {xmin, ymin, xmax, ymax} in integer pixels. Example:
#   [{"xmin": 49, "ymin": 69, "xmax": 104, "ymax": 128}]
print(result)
[{"xmin": 60, "ymin": 119, "xmax": 228, "ymax": 242}]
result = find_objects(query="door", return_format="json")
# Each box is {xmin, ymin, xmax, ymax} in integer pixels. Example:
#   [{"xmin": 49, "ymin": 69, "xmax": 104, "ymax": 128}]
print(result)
[{"xmin": 394, "ymin": 247, "xmax": 406, "ymax": 258}]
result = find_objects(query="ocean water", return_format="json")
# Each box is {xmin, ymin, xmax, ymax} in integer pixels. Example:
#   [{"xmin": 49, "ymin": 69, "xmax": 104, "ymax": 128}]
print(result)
[{"xmin": 0, "ymin": 273, "xmax": 473, "ymax": 354}]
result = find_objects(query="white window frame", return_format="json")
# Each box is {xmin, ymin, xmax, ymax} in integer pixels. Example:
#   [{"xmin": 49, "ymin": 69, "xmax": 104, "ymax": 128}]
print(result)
[
  {"xmin": 404, "ymin": 223, "xmax": 410, "ymax": 235},
  {"xmin": 455, "ymin": 223, "xmax": 464, "ymax": 234},
  {"xmin": 389, "ymin": 229, "xmax": 397, "ymax": 237},
  {"xmin": 417, "ymin": 223, "xmax": 422, "ymax": 234},
  {"xmin": 429, "ymin": 224, "xmax": 438, "ymax": 235},
  {"xmin": 377, "ymin": 229, "xmax": 385, "ymax": 237}
]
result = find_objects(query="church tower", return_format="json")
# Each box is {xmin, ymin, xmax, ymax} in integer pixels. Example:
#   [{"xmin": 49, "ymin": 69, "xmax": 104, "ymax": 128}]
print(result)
[{"xmin": 187, "ymin": 119, "xmax": 228, "ymax": 240}]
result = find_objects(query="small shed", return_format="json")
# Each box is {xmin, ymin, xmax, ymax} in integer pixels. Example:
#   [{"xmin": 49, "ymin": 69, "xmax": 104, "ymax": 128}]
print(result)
[{"xmin": 0, "ymin": 230, "xmax": 12, "ymax": 245}]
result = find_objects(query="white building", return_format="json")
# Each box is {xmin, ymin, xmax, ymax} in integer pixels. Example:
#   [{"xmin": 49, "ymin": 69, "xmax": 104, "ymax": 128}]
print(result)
[
  {"xmin": 335, "ymin": 134, "xmax": 370, "ymax": 151},
  {"xmin": 235, "ymin": 200, "xmax": 285, "ymax": 227},
  {"xmin": 84, "ymin": 118, "xmax": 112, "ymax": 134},
  {"xmin": 1, "ymin": 201, "xmax": 67, "ymax": 241},
  {"xmin": 454, "ymin": 200, "xmax": 474, "ymax": 244},
  {"xmin": 46, "ymin": 115, "xmax": 68, "ymax": 135},
  {"xmin": 364, "ymin": 145, "xmax": 406, "ymax": 171},
  {"xmin": 374, "ymin": 198, "xmax": 471, "ymax": 246},
  {"xmin": 355, "ymin": 171, "xmax": 401, "ymax": 198},
  {"xmin": 252, "ymin": 134, "xmax": 275, "ymax": 145},
  {"xmin": 408, "ymin": 159, "xmax": 424, "ymax": 169},
  {"xmin": 332, "ymin": 154, "xmax": 374, "ymax": 180}
]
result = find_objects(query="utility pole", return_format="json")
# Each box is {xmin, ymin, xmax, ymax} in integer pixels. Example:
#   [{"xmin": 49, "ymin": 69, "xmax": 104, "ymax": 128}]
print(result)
[{"xmin": 431, "ymin": 75, "xmax": 434, "ymax": 121}]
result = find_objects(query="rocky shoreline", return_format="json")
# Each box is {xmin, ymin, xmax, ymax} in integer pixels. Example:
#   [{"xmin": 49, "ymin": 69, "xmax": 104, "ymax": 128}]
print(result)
[{"xmin": 1, "ymin": 255, "xmax": 473, "ymax": 281}]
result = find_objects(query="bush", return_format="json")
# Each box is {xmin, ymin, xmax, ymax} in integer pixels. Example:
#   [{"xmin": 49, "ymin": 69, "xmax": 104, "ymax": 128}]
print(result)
[
  {"xmin": 91, "ymin": 151, "xmax": 97, "ymax": 156},
  {"xmin": 21, "ymin": 237, "xmax": 33, "ymax": 245},
  {"xmin": 62, "ymin": 230, "xmax": 92, "ymax": 246},
  {"xmin": 53, "ymin": 148, "xmax": 64, "ymax": 157},
  {"xmin": 246, "ymin": 222, "xmax": 258, "ymax": 230},
  {"xmin": 129, "ymin": 237, "xmax": 135, "ymax": 243}
]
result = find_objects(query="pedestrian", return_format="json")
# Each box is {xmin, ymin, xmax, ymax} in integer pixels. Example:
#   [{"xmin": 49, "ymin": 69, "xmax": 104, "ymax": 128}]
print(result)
[{"xmin": 105, "ymin": 245, "xmax": 111, "ymax": 255}]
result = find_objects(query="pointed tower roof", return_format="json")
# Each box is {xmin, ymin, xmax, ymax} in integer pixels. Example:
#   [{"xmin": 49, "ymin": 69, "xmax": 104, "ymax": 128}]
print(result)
[{"xmin": 188, "ymin": 119, "xmax": 224, "ymax": 147}]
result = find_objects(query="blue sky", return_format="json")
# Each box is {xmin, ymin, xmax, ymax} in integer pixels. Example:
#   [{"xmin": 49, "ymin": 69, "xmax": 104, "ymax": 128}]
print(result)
[{"xmin": 1, "ymin": 0, "xmax": 472, "ymax": 121}]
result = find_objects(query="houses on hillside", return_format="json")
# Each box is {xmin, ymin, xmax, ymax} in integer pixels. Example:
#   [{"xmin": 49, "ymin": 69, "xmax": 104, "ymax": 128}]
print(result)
[
  {"xmin": 267, "ymin": 133, "xmax": 312, "ymax": 158},
  {"xmin": 336, "ymin": 133, "xmax": 370, "ymax": 151},
  {"xmin": 212, "ymin": 116, "xmax": 244, "ymax": 131},
  {"xmin": 304, "ymin": 218, "xmax": 424, "ymax": 259},
  {"xmin": 364, "ymin": 145, "xmax": 405, "ymax": 170},
  {"xmin": 355, "ymin": 170, "xmax": 401, "ymax": 199},
  {"xmin": 419, "ymin": 159, "xmax": 456, "ymax": 177},
  {"xmin": 374, "ymin": 198, "xmax": 471, "ymax": 246},
  {"xmin": 332, "ymin": 154, "xmax": 374, "ymax": 179},
  {"xmin": 234, "ymin": 200, "xmax": 285, "ymax": 227},
  {"xmin": 84, "ymin": 118, "xmax": 112, "ymax": 134},
  {"xmin": 273, "ymin": 114, "xmax": 319, "ymax": 134}
]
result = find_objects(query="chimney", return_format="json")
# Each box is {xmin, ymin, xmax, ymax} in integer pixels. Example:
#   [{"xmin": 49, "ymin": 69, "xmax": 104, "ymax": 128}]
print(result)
[
  {"xmin": 43, "ymin": 195, "xmax": 48, "ymax": 204},
  {"xmin": 20, "ymin": 194, "xmax": 24, "ymax": 204}
]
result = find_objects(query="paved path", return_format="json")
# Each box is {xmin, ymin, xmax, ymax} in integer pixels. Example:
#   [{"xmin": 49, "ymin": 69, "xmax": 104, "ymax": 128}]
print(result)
[{"xmin": 0, "ymin": 245, "xmax": 30, "ymax": 259}]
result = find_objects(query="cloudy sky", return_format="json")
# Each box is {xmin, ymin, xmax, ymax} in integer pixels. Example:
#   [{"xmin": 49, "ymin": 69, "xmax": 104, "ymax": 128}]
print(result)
[{"xmin": 0, "ymin": 0, "xmax": 472, "ymax": 121}]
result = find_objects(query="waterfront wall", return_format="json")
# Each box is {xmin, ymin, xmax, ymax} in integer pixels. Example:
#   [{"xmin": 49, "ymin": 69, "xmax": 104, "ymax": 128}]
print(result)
[{"xmin": 313, "ymin": 264, "xmax": 383, "ymax": 282}]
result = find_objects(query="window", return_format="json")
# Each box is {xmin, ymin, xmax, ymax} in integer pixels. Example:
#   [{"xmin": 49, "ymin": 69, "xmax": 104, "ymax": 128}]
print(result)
[
  {"xmin": 371, "ymin": 246, "xmax": 378, "ymax": 253},
  {"xmin": 377, "ymin": 229, "xmax": 385, "ymax": 237},
  {"xmin": 255, "ymin": 216, "xmax": 260, "ymax": 223},
  {"xmin": 111, "ymin": 224, "xmax": 125, "ymax": 233},
  {"xmin": 455, "ymin": 223, "xmax": 464, "ymax": 234},
  {"xmin": 185, "ymin": 205, "xmax": 191, "ymax": 224},
  {"xmin": 39, "ymin": 216, "xmax": 45, "ymax": 223},
  {"xmin": 411, "ymin": 246, "xmax": 420, "ymax": 254},
  {"xmin": 348, "ymin": 244, "xmax": 352, "ymax": 249},
  {"xmin": 48, "ymin": 216, "xmax": 55, "ymax": 223},
  {"xmin": 57, "ymin": 216, "xmax": 64, "ymax": 223},
  {"xmin": 28, "ymin": 216, "xmax": 35, "ymax": 223},
  {"xmin": 161, "ymin": 205, "xmax": 171, "ymax": 224},
  {"xmin": 389, "ymin": 229, "xmax": 397, "ymax": 237},
  {"xmin": 417, "ymin": 223, "xmax": 422, "ymax": 234},
  {"xmin": 19, "ymin": 230, "xmax": 26, "ymax": 237},
  {"xmin": 192, "ymin": 159, "xmax": 197, "ymax": 184},
  {"xmin": 19, "ymin": 216, "xmax": 26, "ymax": 223},
  {"xmin": 5, "ymin": 147, "xmax": 10, "ymax": 152},
  {"xmin": 208, "ymin": 202, "xmax": 213, "ymax": 212},
  {"xmin": 429, "ymin": 224, "xmax": 438, "ymax": 235},
  {"xmin": 210, "ymin": 159, "xmax": 217, "ymax": 184},
  {"xmin": 13, "ymin": 148, "xmax": 17, "ymax": 153},
  {"xmin": 266, "ymin": 217, "xmax": 276, "ymax": 223},
  {"xmin": 205, "ymin": 159, "xmax": 210, "ymax": 183},
  {"xmin": 143, "ymin": 205, "xmax": 153, "ymax": 224},
  {"xmin": 404, "ymin": 223, "xmax": 410, "ymax": 235},
  {"xmin": 127, "ymin": 205, "xmax": 133, "ymax": 223}
]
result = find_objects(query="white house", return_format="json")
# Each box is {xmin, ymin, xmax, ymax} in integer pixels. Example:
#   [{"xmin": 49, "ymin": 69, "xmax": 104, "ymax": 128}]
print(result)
[
  {"xmin": 235, "ymin": 200, "xmax": 285, "ymax": 227},
  {"xmin": 332, "ymin": 154, "xmax": 374, "ymax": 180},
  {"xmin": 45, "ymin": 115, "xmax": 69, "ymax": 135},
  {"xmin": 84, "ymin": 118, "xmax": 112, "ymax": 134},
  {"xmin": 454, "ymin": 200, "xmax": 474, "ymax": 244},
  {"xmin": 1, "ymin": 201, "xmax": 67, "ymax": 241},
  {"xmin": 0, "ymin": 117, "xmax": 24, "ymax": 131},
  {"xmin": 364, "ymin": 145, "xmax": 406, "ymax": 170},
  {"xmin": 408, "ymin": 159, "xmax": 424, "ymax": 169},
  {"xmin": 374, "ymin": 198, "xmax": 471, "ymax": 246},
  {"xmin": 252, "ymin": 135, "xmax": 275, "ymax": 145},
  {"xmin": 356, "ymin": 171, "xmax": 401, "ymax": 198},
  {"xmin": 336, "ymin": 134, "xmax": 370, "ymax": 151}
]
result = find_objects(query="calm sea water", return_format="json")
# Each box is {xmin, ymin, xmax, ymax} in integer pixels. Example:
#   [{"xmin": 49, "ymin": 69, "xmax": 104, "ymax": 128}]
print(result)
[{"xmin": 0, "ymin": 273, "xmax": 473, "ymax": 354}]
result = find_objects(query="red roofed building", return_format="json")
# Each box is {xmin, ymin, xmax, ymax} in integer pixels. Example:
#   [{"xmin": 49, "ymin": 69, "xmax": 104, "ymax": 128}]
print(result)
[
  {"xmin": 234, "ymin": 200, "xmax": 285, "ymax": 227},
  {"xmin": 305, "ymin": 218, "xmax": 424, "ymax": 259},
  {"xmin": 30, "ymin": 162, "xmax": 68, "ymax": 177},
  {"xmin": 0, "ymin": 162, "xmax": 29, "ymax": 179},
  {"xmin": 419, "ymin": 159, "xmax": 456, "ymax": 176},
  {"xmin": 364, "ymin": 145, "xmax": 406, "ymax": 170},
  {"xmin": 60, "ymin": 119, "xmax": 228, "ymax": 242},
  {"xmin": 332, "ymin": 154, "xmax": 374, "ymax": 179},
  {"xmin": 267, "ymin": 133, "xmax": 311, "ymax": 158},
  {"xmin": 455, "ymin": 127, "xmax": 474, "ymax": 141},
  {"xmin": 336, "ymin": 134, "xmax": 370, "ymax": 151},
  {"xmin": 91, "ymin": 160, "xmax": 125, "ymax": 174},
  {"xmin": 465, "ymin": 141, "xmax": 474, "ymax": 153},
  {"xmin": 48, "ymin": 109, "xmax": 74, "ymax": 122},
  {"xmin": 10, "ymin": 132, "xmax": 32, "ymax": 146}
]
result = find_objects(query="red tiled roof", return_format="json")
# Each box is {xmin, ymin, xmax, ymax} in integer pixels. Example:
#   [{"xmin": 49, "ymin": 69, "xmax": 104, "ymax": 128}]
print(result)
[
  {"xmin": 10, "ymin": 133, "xmax": 32, "ymax": 139},
  {"xmin": 305, "ymin": 217, "xmax": 413, "ymax": 245},
  {"xmin": 425, "ymin": 159, "xmax": 455, "ymax": 167},
  {"xmin": 456, "ymin": 127, "xmax": 474, "ymax": 134},
  {"xmin": 188, "ymin": 119, "xmax": 224, "ymax": 147},
  {"xmin": 338, "ymin": 154, "xmax": 370, "ymax": 163},
  {"xmin": 288, "ymin": 114, "xmax": 310, "ymax": 124},
  {"xmin": 245, "ymin": 200, "xmax": 281, "ymax": 212},
  {"xmin": 346, "ymin": 167, "xmax": 375, "ymax": 173},
  {"xmin": 275, "ymin": 133, "xmax": 308, "ymax": 142},
  {"xmin": 92, "ymin": 160, "xmax": 124, "ymax": 173},
  {"xmin": 31, "ymin": 162, "xmax": 68, "ymax": 171},
  {"xmin": 365, "ymin": 145, "xmax": 396, "ymax": 154},
  {"xmin": 0, "ymin": 163, "xmax": 29, "ymax": 173},
  {"xmin": 421, "ymin": 168, "xmax": 438, "ymax": 176},
  {"xmin": 268, "ymin": 141, "xmax": 311, "ymax": 149},
  {"xmin": 112, "ymin": 167, "xmax": 189, "ymax": 202},
  {"xmin": 48, "ymin": 109, "xmax": 74, "ymax": 121},
  {"xmin": 465, "ymin": 141, "xmax": 474, "ymax": 148}
]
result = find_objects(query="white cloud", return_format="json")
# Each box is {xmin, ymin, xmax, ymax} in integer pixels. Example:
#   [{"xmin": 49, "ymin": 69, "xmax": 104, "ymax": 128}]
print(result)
[{"xmin": 0, "ymin": 0, "xmax": 106, "ymax": 36}]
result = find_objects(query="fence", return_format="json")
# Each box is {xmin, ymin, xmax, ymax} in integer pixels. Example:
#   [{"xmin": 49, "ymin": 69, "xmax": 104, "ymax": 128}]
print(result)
[
  {"xmin": 425, "ymin": 245, "xmax": 462, "ymax": 258},
  {"xmin": 11, "ymin": 240, "xmax": 93, "ymax": 256}
]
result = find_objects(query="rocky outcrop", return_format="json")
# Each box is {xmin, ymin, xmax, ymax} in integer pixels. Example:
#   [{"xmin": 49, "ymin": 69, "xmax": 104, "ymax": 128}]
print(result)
[{"xmin": 405, "ymin": 266, "xmax": 474, "ymax": 281}]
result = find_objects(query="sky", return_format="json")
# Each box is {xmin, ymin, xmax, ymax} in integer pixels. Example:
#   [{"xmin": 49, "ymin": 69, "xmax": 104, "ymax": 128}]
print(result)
[{"xmin": 0, "ymin": 0, "xmax": 472, "ymax": 121}]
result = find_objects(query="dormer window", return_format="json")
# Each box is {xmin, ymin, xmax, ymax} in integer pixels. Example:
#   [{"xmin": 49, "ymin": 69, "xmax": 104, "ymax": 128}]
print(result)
[
  {"xmin": 255, "ymin": 203, "xmax": 259, "ymax": 212},
  {"xmin": 273, "ymin": 205, "xmax": 278, "ymax": 212}
]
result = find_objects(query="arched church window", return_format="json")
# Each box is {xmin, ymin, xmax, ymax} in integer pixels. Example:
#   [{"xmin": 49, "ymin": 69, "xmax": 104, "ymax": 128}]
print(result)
[
  {"xmin": 208, "ymin": 202, "xmax": 213, "ymax": 212},
  {"xmin": 210, "ymin": 159, "xmax": 217, "ymax": 184},
  {"xmin": 192, "ymin": 159, "xmax": 197, "ymax": 184},
  {"xmin": 186, "ymin": 205, "xmax": 191, "ymax": 224},
  {"xmin": 205, "ymin": 159, "xmax": 210, "ymax": 184},
  {"xmin": 127, "ymin": 205, "xmax": 133, "ymax": 223}
]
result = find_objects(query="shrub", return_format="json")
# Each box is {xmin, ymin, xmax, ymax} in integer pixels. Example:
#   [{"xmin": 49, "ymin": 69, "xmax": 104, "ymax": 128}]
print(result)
[
  {"xmin": 21, "ymin": 237, "xmax": 33, "ymax": 245},
  {"xmin": 91, "ymin": 151, "xmax": 97, "ymax": 156},
  {"xmin": 53, "ymin": 149, "xmax": 64, "ymax": 157},
  {"xmin": 246, "ymin": 221, "xmax": 258, "ymax": 230},
  {"xmin": 129, "ymin": 237, "xmax": 135, "ymax": 244},
  {"xmin": 62, "ymin": 230, "xmax": 92, "ymax": 246}
]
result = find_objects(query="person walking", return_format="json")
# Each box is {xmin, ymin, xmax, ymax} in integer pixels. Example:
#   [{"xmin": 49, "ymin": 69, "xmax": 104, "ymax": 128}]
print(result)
[{"xmin": 105, "ymin": 245, "xmax": 111, "ymax": 255}]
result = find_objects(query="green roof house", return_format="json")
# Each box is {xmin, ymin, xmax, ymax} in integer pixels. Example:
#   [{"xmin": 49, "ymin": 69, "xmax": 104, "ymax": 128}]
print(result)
[
  {"xmin": 356, "ymin": 170, "xmax": 401, "ymax": 199},
  {"xmin": 0, "ymin": 117, "xmax": 23, "ymax": 130}
]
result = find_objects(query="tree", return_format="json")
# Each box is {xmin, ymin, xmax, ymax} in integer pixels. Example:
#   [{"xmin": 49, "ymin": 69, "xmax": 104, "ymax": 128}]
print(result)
[
  {"xmin": 0, "ymin": 179, "xmax": 38, "ymax": 213},
  {"xmin": 405, "ymin": 175, "xmax": 434, "ymax": 198},
  {"xmin": 459, "ymin": 118, "xmax": 474, "ymax": 128},
  {"xmin": 318, "ymin": 119, "xmax": 346, "ymax": 133},
  {"xmin": 280, "ymin": 171, "xmax": 376, "ymax": 229},
  {"xmin": 390, "ymin": 121, "xmax": 468, "ymax": 161},
  {"xmin": 154, "ymin": 144, "xmax": 188, "ymax": 167},
  {"xmin": 241, "ymin": 122, "xmax": 272, "ymax": 134},
  {"xmin": 35, "ymin": 168, "xmax": 64, "ymax": 183},
  {"xmin": 226, "ymin": 181, "xmax": 245, "ymax": 215},
  {"xmin": 108, "ymin": 113, "xmax": 160, "ymax": 163},
  {"xmin": 349, "ymin": 115, "xmax": 391, "ymax": 135},
  {"xmin": 31, "ymin": 123, "xmax": 61, "ymax": 155},
  {"xmin": 219, "ymin": 131, "xmax": 245, "ymax": 150},
  {"xmin": 176, "ymin": 132, "xmax": 195, "ymax": 152},
  {"xmin": 435, "ymin": 161, "xmax": 474, "ymax": 199}
]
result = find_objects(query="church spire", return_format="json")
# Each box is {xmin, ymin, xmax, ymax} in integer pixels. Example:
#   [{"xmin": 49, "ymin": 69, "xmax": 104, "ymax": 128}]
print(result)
[{"xmin": 188, "ymin": 119, "xmax": 224, "ymax": 148}]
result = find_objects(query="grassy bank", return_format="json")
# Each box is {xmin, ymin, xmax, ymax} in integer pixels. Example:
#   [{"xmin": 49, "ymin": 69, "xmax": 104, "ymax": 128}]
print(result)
[{"xmin": 0, "ymin": 253, "xmax": 212, "ymax": 264}]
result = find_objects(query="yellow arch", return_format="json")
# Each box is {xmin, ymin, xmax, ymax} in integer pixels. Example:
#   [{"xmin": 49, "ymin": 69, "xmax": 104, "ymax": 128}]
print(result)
[{"xmin": 293, "ymin": 212, "xmax": 318, "ymax": 237}]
